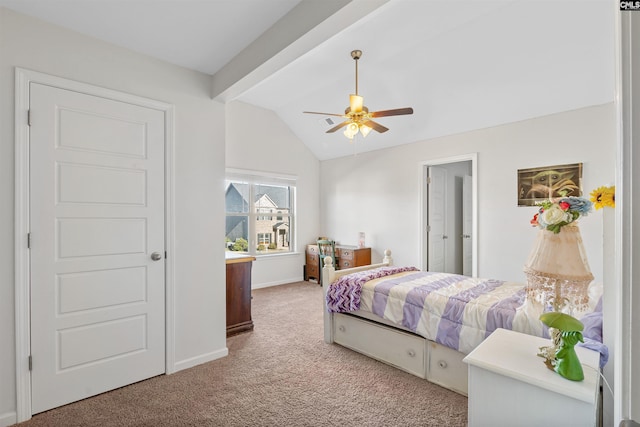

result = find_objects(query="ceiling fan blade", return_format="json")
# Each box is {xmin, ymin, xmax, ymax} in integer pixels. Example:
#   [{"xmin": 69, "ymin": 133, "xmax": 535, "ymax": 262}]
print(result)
[
  {"xmin": 303, "ymin": 111, "xmax": 345, "ymax": 117},
  {"xmin": 363, "ymin": 120, "xmax": 389, "ymax": 133},
  {"xmin": 326, "ymin": 121, "xmax": 351, "ymax": 133},
  {"xmin": 370, "ymin": 107, "xmax": 414, "ymax": 118}
]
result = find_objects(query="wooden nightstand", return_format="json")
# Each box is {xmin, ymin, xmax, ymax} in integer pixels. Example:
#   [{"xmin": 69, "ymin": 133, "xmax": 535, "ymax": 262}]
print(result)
[{"xmin": 463, "ymin": 328, "xmax": 600, "ymax": 427}]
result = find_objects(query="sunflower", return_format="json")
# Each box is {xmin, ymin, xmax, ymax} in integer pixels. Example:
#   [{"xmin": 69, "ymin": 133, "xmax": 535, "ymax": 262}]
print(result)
[{"xmin": 590, "ymin": 186, "xmax": 615, "ymax": 210}]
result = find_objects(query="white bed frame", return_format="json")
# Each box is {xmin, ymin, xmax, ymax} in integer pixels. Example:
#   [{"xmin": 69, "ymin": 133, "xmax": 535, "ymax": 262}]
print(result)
[{"xmin": 321, "ymin": 250, "xmax": 469, "ymax": 396}]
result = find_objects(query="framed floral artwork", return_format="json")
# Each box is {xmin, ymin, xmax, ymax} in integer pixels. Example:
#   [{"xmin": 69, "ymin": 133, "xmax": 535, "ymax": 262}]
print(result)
[{"xmin": 517, "ymin": 163, "xmax": 583, "ymax": 206}]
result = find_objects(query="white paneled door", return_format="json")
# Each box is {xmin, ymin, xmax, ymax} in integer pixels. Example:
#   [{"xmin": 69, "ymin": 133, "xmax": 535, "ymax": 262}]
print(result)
[
  {"xmin": 462, "ymin": 175, "xmax": 473, "ymax": 277},
  {"xmin": 427, "ymin": 166, "xmax": 447, "ymax": 272},
  {"xmin": 29, "ymin": 83, "xmax": 166, "ymax": 414}
]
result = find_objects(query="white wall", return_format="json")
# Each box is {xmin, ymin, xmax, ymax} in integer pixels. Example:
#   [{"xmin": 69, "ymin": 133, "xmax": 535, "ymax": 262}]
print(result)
[
  {"xmin": 0, "ymin": 8, "xmax": 227, "ymax": 423},
  {"xmin": 320, "ymin": 104, "xmax": 616, "ymax": 284},
  {"xmin": 225, "ymin": 101, "xmax": 320, "ymax": 288}
]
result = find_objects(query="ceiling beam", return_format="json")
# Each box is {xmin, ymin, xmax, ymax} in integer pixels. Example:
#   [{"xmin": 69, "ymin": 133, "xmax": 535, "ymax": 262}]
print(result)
[{"xmin": 211, "ymin": 0, "xmax": 389, "ymax": 102}]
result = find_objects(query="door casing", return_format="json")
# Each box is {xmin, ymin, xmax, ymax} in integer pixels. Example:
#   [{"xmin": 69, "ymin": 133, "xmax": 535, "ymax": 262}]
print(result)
[
  {"xmin": 420, "ymin": 153, "xmax": 478, "ymax": 277},
  {"xmin": 14, "ymin": 67, "xmax": 176, "ymax": 422}
]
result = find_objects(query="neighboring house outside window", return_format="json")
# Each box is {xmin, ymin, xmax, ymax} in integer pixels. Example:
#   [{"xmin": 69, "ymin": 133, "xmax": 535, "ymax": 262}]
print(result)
[{"xmin": 225, "ymin": 171, "xmax": 295, "ymax": 255}]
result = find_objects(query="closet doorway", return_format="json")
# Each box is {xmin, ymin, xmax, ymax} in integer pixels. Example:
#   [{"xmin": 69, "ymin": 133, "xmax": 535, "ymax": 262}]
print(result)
[{"xmin": 421, "ymin": 154, "xmax": 477, "ymax": 277}]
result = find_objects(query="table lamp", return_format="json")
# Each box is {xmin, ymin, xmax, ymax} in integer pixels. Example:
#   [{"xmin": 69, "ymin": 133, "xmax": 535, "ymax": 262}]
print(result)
[{"xmin": 523, "ymin": 225, "xmax": 593, "ymax": 313}]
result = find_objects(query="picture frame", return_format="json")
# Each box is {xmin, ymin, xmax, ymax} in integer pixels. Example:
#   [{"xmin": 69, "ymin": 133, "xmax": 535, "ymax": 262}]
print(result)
[{"xmin": 517, "ymin": 163, "xmax": 583, "ymax": 206}]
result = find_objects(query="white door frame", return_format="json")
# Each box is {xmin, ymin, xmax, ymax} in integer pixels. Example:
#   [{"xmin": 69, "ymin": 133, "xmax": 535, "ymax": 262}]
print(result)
[
  {"xmin": 615, "ymin": 10, "xmax": 638, "ymax": 425},
  {"xmin": 14, "ymin": 68, "xmax": 176, "ymax": 422},
  {"xmin": 420, "ymin": 153, "xmax": 478, "ymax": 277}
]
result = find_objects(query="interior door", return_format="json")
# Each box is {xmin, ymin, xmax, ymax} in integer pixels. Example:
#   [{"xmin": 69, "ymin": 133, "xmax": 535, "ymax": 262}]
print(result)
[
  {"xmin": 427, "ymin": 166, "xmax": 447, "ymax": 272},
  {"xmin": 462, "ymin": 175, "xmax": 473, "ymax": 276},
  {"xmin": 29, "ymin": 83, "xmax": 166, "ymax": 413}
]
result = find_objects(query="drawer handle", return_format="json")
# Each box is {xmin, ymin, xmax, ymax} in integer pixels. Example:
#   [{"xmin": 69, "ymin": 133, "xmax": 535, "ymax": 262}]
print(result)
[
  {"xmin": 339, "ymin": 325, "xmax": 346, "ymax": 332},
  {"xmin": 407, "ymin": 349, "xmax": 416, "ymax": 358},
  {"xmin": 438, "ymin": 360, "xmax": 447, "ymax": 369}
]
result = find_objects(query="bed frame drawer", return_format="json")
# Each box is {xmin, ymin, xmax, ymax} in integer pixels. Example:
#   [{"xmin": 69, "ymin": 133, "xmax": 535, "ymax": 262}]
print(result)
[
  {"xmin": 427, "ymin": 341, "xmax": 468, "ymax": 395},
  {"xmin": 333, "ymin": 313, "xmax": 427, "ymax": 378}
]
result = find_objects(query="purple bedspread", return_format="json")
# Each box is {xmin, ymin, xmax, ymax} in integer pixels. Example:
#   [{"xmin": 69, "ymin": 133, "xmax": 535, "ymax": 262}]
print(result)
[{"xmin": 326, "ymin": 266, "xmax": 419, "ymax": 313}]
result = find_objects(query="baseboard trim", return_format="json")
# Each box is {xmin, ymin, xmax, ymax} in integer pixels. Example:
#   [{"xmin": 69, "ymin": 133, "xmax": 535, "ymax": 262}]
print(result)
[
  {"xmin": 172, "ymin": 347, "xmax": 228, "ymax": 373},
  {"xmin": 0, "ymin": 411, "xmax": 17, "ymax": 427},
  {"xmin": 252, "ymin": 277, "xmax": 303, "ymax": 289}
]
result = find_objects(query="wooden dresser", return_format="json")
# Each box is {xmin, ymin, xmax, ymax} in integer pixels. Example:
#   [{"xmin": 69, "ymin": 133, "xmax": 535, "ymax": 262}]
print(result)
[
  {"xmin": 304, "ymin": 244, "xmax": 371, "ymax": 282},
  {"xmin": 225, "ymin": 253, "xmax": 255, "ymax": 337}
]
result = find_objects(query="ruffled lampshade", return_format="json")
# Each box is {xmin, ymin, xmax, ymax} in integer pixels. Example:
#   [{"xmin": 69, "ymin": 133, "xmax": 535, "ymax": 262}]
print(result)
[{"xmin": 523, "ymin": 225, "xmax": 593, "ymax": 312}]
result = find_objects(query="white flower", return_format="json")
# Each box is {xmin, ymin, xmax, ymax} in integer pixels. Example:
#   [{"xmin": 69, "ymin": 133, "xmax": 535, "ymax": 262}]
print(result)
[{"xmin": 539, "ymin": 204, "xmax": 572, "ymax": 226}]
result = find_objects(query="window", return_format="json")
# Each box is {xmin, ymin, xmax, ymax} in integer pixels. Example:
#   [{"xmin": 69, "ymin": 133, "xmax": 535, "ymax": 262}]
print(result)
[
  {"xmin": 225, "ymin": 170, "xmax": 295, "ymax": 256},
  {"xmin": 258, "ymin": 233, "xmax": 271, "ymax": 245}
]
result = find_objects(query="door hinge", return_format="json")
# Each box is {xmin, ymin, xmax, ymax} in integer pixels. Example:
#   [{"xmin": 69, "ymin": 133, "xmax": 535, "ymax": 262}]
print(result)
[
  {"xmin": 28, "ymin": 355, "xmax": 32, "ymax": 371},
  {"xmin": 426, "ymin": 225, "xmax": 431, "ymax": 232},
  {"xmin": 27, "ymin": 109, "xmax": 31, "ymax": 126},
  {"xmin": 27, "ymin": 232, "xmax": 31, "ymax": 249},
  {"xmin": 426, "ymin": 177, "xmax": 432, "ymax": 184}
]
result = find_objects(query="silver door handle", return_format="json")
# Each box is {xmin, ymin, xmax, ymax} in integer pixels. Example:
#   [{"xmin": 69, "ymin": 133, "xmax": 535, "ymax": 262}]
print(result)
[
  {"xmin": 151, "ymin": 252, "xmax": 163, "ymax": 261},
  {"xmin": 462, "ymin": 234, "xmax": 471, "ymax": 239}
]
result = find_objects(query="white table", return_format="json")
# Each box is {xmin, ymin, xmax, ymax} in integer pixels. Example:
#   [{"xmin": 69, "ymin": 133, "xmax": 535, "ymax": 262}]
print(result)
[{"xmin": 463, "ymin": 328, "xmax": 600, "ymax": 427}]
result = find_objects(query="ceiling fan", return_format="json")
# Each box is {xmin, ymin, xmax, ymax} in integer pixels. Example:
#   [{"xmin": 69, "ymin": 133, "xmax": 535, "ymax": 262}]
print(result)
[{"xmin": 303, "ymin": 50, "xmax": 413, "ymax": 140}]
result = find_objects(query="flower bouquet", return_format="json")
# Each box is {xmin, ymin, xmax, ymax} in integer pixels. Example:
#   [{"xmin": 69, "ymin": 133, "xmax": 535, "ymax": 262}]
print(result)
[{"xmin": 530, "ymin": 196, "xmax": 593, "ymax": 234}]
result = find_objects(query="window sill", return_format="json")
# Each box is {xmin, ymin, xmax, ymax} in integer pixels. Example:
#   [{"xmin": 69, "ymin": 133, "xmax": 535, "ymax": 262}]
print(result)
[{"xmin": 253, "ymin": 251, "xmax": 303, "ymax": 260}]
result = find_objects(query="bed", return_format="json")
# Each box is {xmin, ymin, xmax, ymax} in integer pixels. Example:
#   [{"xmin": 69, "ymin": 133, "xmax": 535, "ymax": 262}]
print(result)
[{"xmin": 321, "ymin": 250, "xmax": 607, "ymax": 396}]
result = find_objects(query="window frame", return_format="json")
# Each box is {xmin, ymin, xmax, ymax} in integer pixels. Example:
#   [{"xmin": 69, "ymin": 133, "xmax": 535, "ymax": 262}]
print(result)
[{"xmin": 225, "ymin": 169, "xmax": 296, "ymax": 257}]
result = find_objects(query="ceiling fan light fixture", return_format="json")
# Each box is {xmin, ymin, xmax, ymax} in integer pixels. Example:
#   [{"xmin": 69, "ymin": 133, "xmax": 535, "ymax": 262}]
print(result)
[
  {"xmin": 344, "ymin": 122, "xmax": 360, "ymax": 139},
  {"xmin": 303, "ymin": 50, "xmax": 413, "ymax": 142},
  {"xmin": 359, "ymin": 124, "xmax": 372, "ymax": 138},
  {"xmin": 349, "ymin": 94, "xmax": 364, "ymax": 113}
]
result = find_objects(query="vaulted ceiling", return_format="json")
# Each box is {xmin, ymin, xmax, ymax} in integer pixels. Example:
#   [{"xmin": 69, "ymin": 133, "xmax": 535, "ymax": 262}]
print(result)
[{"xmin": 0, "ymin": 0, "xmax": 615, "ymax": 160}]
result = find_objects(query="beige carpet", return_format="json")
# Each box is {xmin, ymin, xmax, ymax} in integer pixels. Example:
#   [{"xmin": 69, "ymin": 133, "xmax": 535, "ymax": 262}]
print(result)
[{"xmin": 15, "ymin": 281, "xmax": 467, "ymax": 426}]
